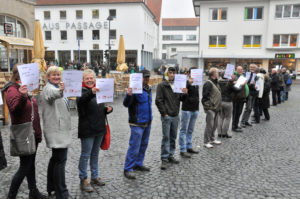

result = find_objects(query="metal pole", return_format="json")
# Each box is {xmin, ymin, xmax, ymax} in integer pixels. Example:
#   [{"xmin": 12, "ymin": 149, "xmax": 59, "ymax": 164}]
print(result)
[
  {"xmin": 108, "ymin": 19, "xmax": 111, "ymax": 72},
  {"xmin": 78, "ymin": 39, "xmax": 80, "ymax": 66}
]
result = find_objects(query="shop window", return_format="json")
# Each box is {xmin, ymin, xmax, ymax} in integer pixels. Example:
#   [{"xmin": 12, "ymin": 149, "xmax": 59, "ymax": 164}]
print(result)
[
  {"xmin": 275, "ymin": 4, "xmax": 300, "ymax": 18},
  {"xmin": 243, "ymin": 35, "xmax": 261, "ymax": 48},
  {"xmin": 210, "ymin": 35, "xmax": 226, "ymax": 48},
  {"xmin": 171, "ymin": 48, "xmax": 176, "ymax": 52},
  {"xmin": 60, "ymin": 11, "xmax": 66, "ymax": 20},
  {"xmin": 109, "ymin": 29, "xmax": 116, "ymax": 39},
  {"xmin": 273, "ymin": 34, "xmax": 298, "ymax": 47},
  {"xmin": 61, "ymin": 31, "xmax": 67, "ymax": 40},
  {"xmin": 186, "ymin": 35, "xmax": 197, "ymax": 41},
  {"xmin": 109, "ymin": 9, "xmax": 116, "ymax": 18},
  {"xmin": 92, "ymin": 10, "xmax": 99, "ymax": 19},
  {"xmin": 92, "ymin": 30, "xmax": 100, "ymax": 40},
  {"xmin": 76, "ymin": 10, "xmax": 83, "ymax": 19},
  {"xmin": 210, "ymin": 8, "xmax": 227, "ymax": 21},
  {"xmin": 76, "ymin": 30, "xmax": 83, "ymax": 40},
  {"xmin": 44, "ymin": 11, "xmax": 50, "ymax": 20},
  {"xmin": 244, "ymin": 7, "xmax": 263, "ymax": 20},
  {"xmin": 162, "ymin": 53, "xmax": 166, "ymax": 59},
  {"xmin": 45, "ymin": 31, "xmax": 51, "ymax": 40}
]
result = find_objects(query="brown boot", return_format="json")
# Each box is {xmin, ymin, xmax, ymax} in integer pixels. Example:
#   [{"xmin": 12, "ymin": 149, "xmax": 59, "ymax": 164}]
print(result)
[
  {"xmin": 80, "ymin": 179, "xmax": 94, "ymax": 192},
  {"xmin": 90, "ymin": 177, "xmax": 106, "ymax": 186}
]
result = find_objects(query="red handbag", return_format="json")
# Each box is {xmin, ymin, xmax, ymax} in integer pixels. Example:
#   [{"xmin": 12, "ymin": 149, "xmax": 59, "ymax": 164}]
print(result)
[{"xmin": 100, "ymin": 118, "xmax": 110, "ymax": 150}]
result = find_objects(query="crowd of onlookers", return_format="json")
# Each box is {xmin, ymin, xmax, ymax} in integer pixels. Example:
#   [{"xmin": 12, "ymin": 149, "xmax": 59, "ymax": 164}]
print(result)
[{"xmin": 0, "ymin": 62, "xmax": 294, "ymax": 199}]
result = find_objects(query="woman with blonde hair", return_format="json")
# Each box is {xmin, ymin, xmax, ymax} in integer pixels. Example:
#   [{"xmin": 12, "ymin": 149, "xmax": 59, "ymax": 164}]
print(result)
[
  {"xmin": 40, "ymin": 66, "xmax": 72, "ymax": 199},
  {"xmin": 4, "ymin": 64, "xmax": 47, "ymax": 199}
]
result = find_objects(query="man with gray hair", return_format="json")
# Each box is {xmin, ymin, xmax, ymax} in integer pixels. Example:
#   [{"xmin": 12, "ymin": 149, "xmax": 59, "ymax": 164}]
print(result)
[
  {"xmin": 201, "ymin": 67, "xmax": 222, "ymax": 148},
  {"xmin": 241, "ymin": 64, "xmax": 258, "ymax": 128}
]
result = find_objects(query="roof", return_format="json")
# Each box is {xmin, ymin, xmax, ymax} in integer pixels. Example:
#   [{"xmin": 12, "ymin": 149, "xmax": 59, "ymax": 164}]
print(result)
[
  {"xmin": 36, "ymin": 0, "xmax": 162, "ymax": 25},
  {"xmin": 162, "ymin": 18, "xmax": 200, "ymax": 27},
  {"xmin": 0, "ymin": 36, "xmax": 33, "ymax": 49}
]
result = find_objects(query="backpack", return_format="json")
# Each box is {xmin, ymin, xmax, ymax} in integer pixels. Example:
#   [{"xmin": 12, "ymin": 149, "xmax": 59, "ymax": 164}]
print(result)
[{"xmin": 286, "ymin": 77, "xmax": 292, "ymax": 86}]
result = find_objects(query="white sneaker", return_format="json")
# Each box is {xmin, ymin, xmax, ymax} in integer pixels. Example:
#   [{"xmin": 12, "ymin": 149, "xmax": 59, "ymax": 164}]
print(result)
[
  {"xmin": 212, "ymin": 140, "xmax": 222, "ymax": 145},
  {"xmin": 204, "ymin": 143, "xmax": 214, "ymax": 148}
]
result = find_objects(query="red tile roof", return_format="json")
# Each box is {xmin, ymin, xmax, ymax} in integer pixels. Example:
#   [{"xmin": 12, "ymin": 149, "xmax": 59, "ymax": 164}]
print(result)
[
  {"xmin": 36, "ymin": 0, "xmax": 162, "ymax": 24},
  {"xmin": 162, "ymin": 18, "xmax": 200, "ymax": 27}
]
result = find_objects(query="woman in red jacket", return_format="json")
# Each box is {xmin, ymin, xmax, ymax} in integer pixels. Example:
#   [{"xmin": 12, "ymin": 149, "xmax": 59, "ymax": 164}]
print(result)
[{"xmin": 3, "ymin": 64, "xmax": 47, "ymax": 199}]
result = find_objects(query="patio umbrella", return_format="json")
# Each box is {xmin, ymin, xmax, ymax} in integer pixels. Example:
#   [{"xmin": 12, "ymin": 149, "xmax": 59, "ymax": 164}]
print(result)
[
  {"xmin": 116, "ymin": 35, "xmax": 128, "ymax": 72},
  {"xmin": 32, "ymin": 20, "xmax": 46, "ymax": 72}
]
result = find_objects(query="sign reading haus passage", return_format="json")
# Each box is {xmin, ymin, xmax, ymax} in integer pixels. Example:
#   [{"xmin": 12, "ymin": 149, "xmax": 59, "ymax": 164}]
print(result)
[
  {"xmin": 62, "ymin": 70, "xmax": 83, "ymax": 97},
  {"xmin": 129, "ymin": 73, "xmax": 143, "ymax": 94},
  {"xmin": 174, "ymin": 74, "xmax": 187, "ymax": 93},
  {"xmin": 17, "ymin": 63, "xmax": 39, "ymax": 92},
  {"xmin": 191, "ymin": 69, "xmax": 203, "ymax": 86},
  {"xmin": 96, "ymin": 78, "xmax": 114, "ymax": 104}
]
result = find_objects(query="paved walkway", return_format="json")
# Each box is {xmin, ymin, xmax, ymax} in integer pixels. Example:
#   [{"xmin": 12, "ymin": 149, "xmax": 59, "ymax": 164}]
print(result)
[{"xmin": 1, "ymin": 84, "xmax": 300, "ymax": 199}]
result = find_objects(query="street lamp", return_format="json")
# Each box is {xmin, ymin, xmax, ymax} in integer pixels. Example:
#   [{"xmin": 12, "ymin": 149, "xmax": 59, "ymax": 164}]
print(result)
[{"xmin": 107, "ymin": 15, "xmax": 113, "ymax": 72}]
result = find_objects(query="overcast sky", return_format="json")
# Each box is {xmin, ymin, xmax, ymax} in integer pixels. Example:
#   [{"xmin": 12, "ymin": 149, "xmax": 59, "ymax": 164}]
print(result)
[{"xmin": 162, "ymin": 0, "xmax": 195, "ymax": 18}]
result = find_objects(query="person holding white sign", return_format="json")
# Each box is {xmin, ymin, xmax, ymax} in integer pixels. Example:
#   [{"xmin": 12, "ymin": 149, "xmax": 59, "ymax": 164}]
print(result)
[
  {"xmin": 155, "ymin": 67, "xmax": 187, "ymax": 170},
  {"xmin": 76, "ymin": 69, "xmax": 113, "ymax": 192},
  {"xmin": 40, "ymin": 66, "xmax": 72, "ymax": 199},
  {"xmin": 123, "ymin": 70, "xmax": 152, "ymax": 180}
]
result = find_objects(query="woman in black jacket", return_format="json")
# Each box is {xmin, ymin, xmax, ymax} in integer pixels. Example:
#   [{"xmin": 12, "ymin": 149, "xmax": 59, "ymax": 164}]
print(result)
[
  {"xmin": 76, "ymin": 69, "xmax": 113, "ymax": 192},
  {"xmin": 259, "ymin": 74, "xmax": 271, "ymax": 121}
]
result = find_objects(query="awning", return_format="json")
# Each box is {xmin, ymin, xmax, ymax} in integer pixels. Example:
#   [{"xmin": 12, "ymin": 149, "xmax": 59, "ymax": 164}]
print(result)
[{"xmin": 0, "ymin": 35, "xmax": 33, "ymax": 50}]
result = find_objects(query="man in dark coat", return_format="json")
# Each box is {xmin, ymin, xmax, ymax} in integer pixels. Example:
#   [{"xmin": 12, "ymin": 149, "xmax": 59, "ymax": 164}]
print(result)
[
  {"xmin": 0, "ymin": 131, "xmax": 7, "ymax": 171},
  {"xmin": 270, "ymin": 68, "xmax": 280, "ymax": 106}
]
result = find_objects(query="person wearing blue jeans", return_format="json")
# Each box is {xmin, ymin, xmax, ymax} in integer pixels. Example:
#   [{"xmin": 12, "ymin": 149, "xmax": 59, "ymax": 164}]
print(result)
[
  {"xmin": 76, "ymin": 69, "xmax": 113, "ymax": 192},
  {"xmin": 156, "ymin": 67, "xmax": 188, "ymax": 170},
  {"xmin": 123, "ymin": 70, "xmax": 152, "ymax": 179},
  {"xmin": 179, "ymin": 67, "xmax": 200, "ymax": 158}
]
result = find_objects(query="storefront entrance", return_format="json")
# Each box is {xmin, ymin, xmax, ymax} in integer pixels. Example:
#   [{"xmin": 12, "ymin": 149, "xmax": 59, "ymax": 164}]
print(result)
[
  {"xmin": 269, "ymin": 59, "xmax": 296, "ymax": 72},
  {"xmin": 45, "ymin": 51, "xmax": 55, "ymax": 64},
  {"xmin": 204, "ymin": 58, "xmax": 230, "ymax": 71},
  {"xmin": 58, "ymin": 51, "xmax": 71, "ymax": 66},
  {"xmin": 90, "ymin": 50, "xmax": 103, "ymax": 65}
]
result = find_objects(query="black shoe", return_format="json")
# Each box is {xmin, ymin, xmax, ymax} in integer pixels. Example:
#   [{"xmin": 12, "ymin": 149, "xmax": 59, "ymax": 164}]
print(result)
[
  {"xmin": 29, "ymin": 188, "xmax": 48, "ymax": 199},
  {"xmin": 225, "ymin": 135, "xmax": 232, "ymax": 138},
  {"xmin": 245, "ymin": 122, "xmax": 252, "ymax": 126},
  {"xmin": 262, "ymin": 118, "xmax": 270, "ymax": 121},
  {"xmin": 218, "ymin": 134, "xmax": 225, "ymax": 138},
  {"xmin": 161, "ymin": 160, "xmax": 168, "ymax": 170},
  {"xmin": 124, "ymin": 171, "xmax": 136, "ymax": 180},
  {"xmin": 187, "ymin": 148, "xmax": 199, "ymax": 154},
  {"xmin": 237, "ymin": 126, "xmax": 243, "ymax": 130},
  {"xmin": 168, "ymin": 157, "xmax": 179, "ymax": 164},
  {"xmin": 133, "ymin": 165, "xmax": 150, "ymax": 172},
  {"xmin": 180, "ymin": 152, "xmax": 191, "ymax": 158},
  {"xmin": 232, "ymin": 128, "xmax": 243, "ymax": 132},
  {"xmin": 240, "ymin": 123, "xmax": 246, "ymax": 128},
  {"xmin": 251, "ymin": 121, "xmax": 260, "ymax": 124}
]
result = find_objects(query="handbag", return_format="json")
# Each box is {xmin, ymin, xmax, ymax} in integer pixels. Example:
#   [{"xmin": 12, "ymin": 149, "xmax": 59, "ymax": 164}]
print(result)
[
  {"xmin": 100, "ymin": 117, "xmax": 111, "ymax": 150},
  {"xmin": 10, "ymin": 99, "xmax": 36, "ymax": 156}
]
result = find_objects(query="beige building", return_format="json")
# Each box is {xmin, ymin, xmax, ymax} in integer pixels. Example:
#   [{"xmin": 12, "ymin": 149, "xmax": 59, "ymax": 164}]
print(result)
[{"xmin": 0, "ymin": 0, "xmax": 36, "ymax": 71}]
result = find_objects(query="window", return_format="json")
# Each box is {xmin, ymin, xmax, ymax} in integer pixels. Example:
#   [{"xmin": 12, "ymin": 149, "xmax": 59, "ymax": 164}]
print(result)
[
  {"xmin": 209, "ymin": 35, "xmax": 226, "ymax": 48},
  {"xmin": 162, "ymin": 26, "xmax": 197, "ymax": 31},
  {"xmin": 60, "ymin": 31, "xmax": 67, "ymax": 40},
  {"xmin": 275, "ymin": 4, "xmax": 300, "ymax": 18},
  {"xmin": 109, "ymin": 29, "xmax": 116, "ymax": 39},
  {"xmin": 44, "ymin": 11, "xmax": 50, "ymax": 20},
  {"xmin": 92, "ymin": 30, "xmax": 99, "ymax": 40},
  {"xmin": 210, "ymin": 8, "xmax": 227, "ymax": 21},
  {"xmin": 92, "ymin": 10, "xmax": 99, "ymax": 19},
  {"xmin": 245, "ymin": 7, "xmax": 263, "ymax": 20},
  {"xmin": 76, "ymin": 10, "xmax": 83, "ymax": 19},
  {"xmin": 76, "ymin": 30, "xmax": 83, "ymax": 40},
  {"xmin": 109, "ymin": 9, "xmax": 116, "ymax": 18},
  {"xmin": 162, "ymin": 35, "xmax": 183, "ymax": 41},
  {"xmin": 45, "ymin": 31, "xmax": 51, "ymax": 40},
  {"xmin": 186, "ymin": 35, "xmax": 197, "ymax": 41},
  {"xmin": 273, "ymin": 34, "xmax": 298, "ymax": 47},
  {"xmin": 60, "ymin": 11, "xmax": 66, "ymax": 20},
  {"xmin": 171, "ymin": 48, "xmax": 176, "ymax": 52},
  {"xmin": 162, "ymin": 44, "xmax": 167, "ymax": 49},
  {"xmin": 243, "ymin": 35, "xmax": 261, "ymax": 48},
  {"xmin": 162, "ymin": 53, "xmax": 167, "ymax": 59}
]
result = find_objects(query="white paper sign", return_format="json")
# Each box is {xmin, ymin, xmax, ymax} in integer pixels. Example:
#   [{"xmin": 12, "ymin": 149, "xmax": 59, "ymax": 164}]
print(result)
[
  {"xmin": 234, "ymin": 76, "xmax": 247, "ymax": 88},
  {"xmin": 191, "ymin": 69, "xmax": 203, "ymax": 86},
  {"xmin": 96, "ymin": 78, "xmax": 114, "ymax": 103},
  {"xmin": 255, "ymin": 79, "xmax": 261, "ymax": 91},
  {"xmin": 17, "ymin": 63, "xmax": 39, "ymax": 92},
  {"xmin": 224, "ymin": 64, "xmax": 235, "ymax": 79},
  {"xmin": 62, "ymin": 70, "xmax": 83, "ymax": 97},
  {"xmin": 0, "ymin": 92, "xmax": 3, "ymax": 105},
  {"xmin": 129, "ymin": 73, "xmax": 143, "ymax": 94},
  {"xmin": 174, "ymin": 74, "xmax": 187, "ymax": 93}
]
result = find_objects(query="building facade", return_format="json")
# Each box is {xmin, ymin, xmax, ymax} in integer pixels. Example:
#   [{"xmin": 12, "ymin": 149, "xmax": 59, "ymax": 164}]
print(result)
[
  {"xmin": 35, "ymin": 0, "xmax": 162, "ymax": 70},
  {"xmin": 0, "ymin": 0, "xmax": 36, "ymax": 71},
  {"xmin": 160, "ymin": 18, "xmax": 200, "ymax": 68},
  {"xmin": 193, "ymin": 0, "xmax": 300, "ymax": 73}
]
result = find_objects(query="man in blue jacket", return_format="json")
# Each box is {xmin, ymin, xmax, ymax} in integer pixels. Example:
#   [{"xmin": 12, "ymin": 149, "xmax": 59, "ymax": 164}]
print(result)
[{"xmin": 123, "ymin": 70, "xmax": 152, "ymax": 179}]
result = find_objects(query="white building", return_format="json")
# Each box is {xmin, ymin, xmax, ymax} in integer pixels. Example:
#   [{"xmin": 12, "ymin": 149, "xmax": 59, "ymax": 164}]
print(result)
[
  {"xmin": 160, "ymin": 18, "xmax": 200, "ymax": 68},
  {"xmin": 35, "ymin": 0, "xmax": 162, "ymax": 69},
  {"xmin": 193, "ymin": 0, "xmax": 300, "ymax": 73}
]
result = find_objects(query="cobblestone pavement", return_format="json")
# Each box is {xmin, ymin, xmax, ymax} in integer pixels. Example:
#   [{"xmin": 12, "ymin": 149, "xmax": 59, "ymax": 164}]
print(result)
[{"xmin": 1, "ymin": 84, "xmax": 300, "ymax": 199}]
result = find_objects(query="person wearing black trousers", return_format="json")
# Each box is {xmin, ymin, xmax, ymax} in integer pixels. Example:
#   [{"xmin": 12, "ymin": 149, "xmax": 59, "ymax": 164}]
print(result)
[
  {"xmin": 259, "ymin": 74, "xmax": 271, "ymax": 121},
  {"xmin": 270, "ymin": 68, "xmax": 280, "ymax": 106}
]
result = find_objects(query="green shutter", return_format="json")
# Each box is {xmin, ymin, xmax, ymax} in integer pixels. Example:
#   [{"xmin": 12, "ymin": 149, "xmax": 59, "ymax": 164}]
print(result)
[{"xmin": 244, "ymin": 8, "xmax": 248, "ymax": 19}]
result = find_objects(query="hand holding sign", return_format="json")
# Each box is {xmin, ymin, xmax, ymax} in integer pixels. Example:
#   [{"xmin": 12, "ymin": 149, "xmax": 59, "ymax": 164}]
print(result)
[
  {"xmin": 129, "ymin": 73, "xmax": 143, "ymax": 94},
  {"xmin": 17, "ymin": 63, "xmax": 39, "ymax": 92},
  {"xmin": 174, "ymin": 74, "xmax": 187, "ymax": 93},
  {"xmin": 224, "ymin": 64, "xmax": 235, "ymax": 79},
  {"xmin": 190, "ymin": 69, "xmax": 203, "ymax": 86}
]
